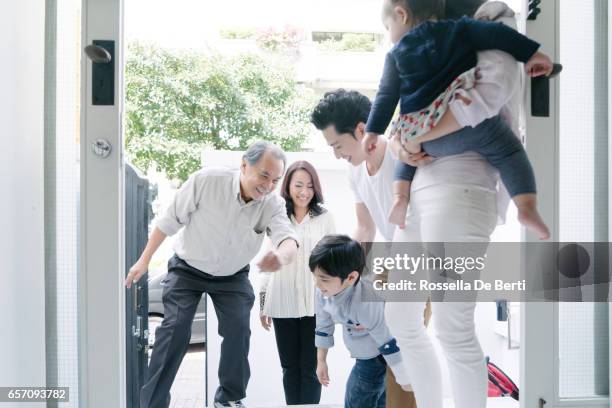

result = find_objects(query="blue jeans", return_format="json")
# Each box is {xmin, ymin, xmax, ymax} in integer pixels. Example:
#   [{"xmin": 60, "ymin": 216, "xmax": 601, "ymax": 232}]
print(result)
[
  {"xmin": 344, "ymin": 355, "xmax": 387, "ymax": 408},
  {"xmin": 394, "ymin": 115, "xmax": 537, "ymax": 197}
]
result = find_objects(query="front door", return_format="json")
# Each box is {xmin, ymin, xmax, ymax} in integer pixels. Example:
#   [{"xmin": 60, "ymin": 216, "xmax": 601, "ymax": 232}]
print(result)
[{"xmin": 521, "ymin": 1, "xmax": 610, "ymax": 407}]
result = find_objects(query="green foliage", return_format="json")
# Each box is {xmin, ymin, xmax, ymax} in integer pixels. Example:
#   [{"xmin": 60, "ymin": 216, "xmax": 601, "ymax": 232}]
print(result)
[
  {"xmin": 125, "ymin": 43, "xmax": 314, "ymax": 181},
  {"xmin": 316, "ymin": 32, "xmax": 380, "ymax": 52},
  {"xmin": 219, "ymin": 27, "xmax": 255, "ymax": 40}
]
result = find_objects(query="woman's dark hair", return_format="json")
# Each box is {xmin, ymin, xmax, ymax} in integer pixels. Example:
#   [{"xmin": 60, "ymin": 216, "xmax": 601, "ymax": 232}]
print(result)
[
  {"xmin": 281, "ymin": 160, "xmax": 325, "ymax": 218},
  {"xmin": 385, "ymin": 0, "xmax": 486, "ymax": 21},
  {"xmin": 309, "ymin": 234, "xmax": 365, "ymax": 282},
  {"xmin": 310, "ymin": 89, "xmax": 371, "ymax": 137},
  {"xmin": 444, "ymin": 0, "xmax": 486, "ymax": 20}
]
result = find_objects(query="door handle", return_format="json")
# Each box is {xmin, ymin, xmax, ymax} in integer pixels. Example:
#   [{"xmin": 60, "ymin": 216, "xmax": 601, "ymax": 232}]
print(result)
[
  {"xmin": 84, "ymin": 44, "xmax": 112, "ymax": 63},
  {"xmin": 531, "ymin": 63, "xmax": 563, "ymax": 117},
  {"xmin": 132, "ymin": 284, "xmax": 138, "ymax": 312},
  {"xmin": 84, "ymin": 40, "xmax": 115, "ymax": 105}
]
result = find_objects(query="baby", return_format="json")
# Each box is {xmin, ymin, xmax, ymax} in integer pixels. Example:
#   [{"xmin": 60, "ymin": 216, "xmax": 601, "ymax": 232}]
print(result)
[{"xmin": 363, "ymin": 0, "xmax": 552, "ymax": 239}]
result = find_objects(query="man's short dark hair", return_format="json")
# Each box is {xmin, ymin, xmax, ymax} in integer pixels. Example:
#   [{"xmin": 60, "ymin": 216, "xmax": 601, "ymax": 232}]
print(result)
[
  {"xmin": 310, "ymin": 89, "xmax": 371, "ymax": 137},
  {"xmin": 309, "ymin": 234, "xmax": 366, "ymax": 281}
]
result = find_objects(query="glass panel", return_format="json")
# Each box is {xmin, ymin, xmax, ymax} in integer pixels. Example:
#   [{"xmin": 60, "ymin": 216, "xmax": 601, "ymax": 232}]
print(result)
[
  {"xmin": 558, "ymin": 0, "xmax": 609, "ymax": 399},
  {"xmin": 45, "ymin": 0, "xmax": 81, "ymax": 406}
]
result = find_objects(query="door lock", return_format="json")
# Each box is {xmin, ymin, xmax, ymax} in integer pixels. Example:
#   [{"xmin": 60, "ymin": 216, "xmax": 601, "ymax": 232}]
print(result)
[
  {"xmin": 91, "ymin": 139, "xmax": 112, "ymax": 158},
  {"xmin": 132, "ymin": 316, "xmax": 142, "ymax": 337}
]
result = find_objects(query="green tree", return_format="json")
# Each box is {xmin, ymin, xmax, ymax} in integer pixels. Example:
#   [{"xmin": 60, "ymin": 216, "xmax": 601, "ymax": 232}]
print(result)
[{"xmin": 125, "ymin": 43, "xmax": 314, "ymax": 181}]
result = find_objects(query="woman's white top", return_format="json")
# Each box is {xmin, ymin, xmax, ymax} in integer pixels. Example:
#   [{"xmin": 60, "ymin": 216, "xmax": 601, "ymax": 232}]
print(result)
[{"xmin": 260, "ymin": 210, "xmax": 336, "ymax": 318}]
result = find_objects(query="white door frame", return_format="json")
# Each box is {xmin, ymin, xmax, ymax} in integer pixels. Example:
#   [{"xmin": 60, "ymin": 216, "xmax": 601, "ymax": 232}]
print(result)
[
  {"xmin": 522, "ymin": 1, "xmax": 610, "ymax": 407},
  {"xmin": 520, "ymin": 0, "xmax": 559, "ymax": 405},
  {"xmin": 79, "ymin": 0, "xmax": 126, "ymax": 406},
  {"xmin": 609, "ymin": 0, "xmax": 612, "ymax": 399}
]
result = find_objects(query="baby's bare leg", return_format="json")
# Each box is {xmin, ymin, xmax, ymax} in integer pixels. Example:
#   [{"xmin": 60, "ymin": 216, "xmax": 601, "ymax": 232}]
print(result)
[
  {"xmin": 389, "ymin": 180, "xmax": 411, "ymax": 229},
  {"xmin": 513, "ymin": 193, "xmax": 550, "ymax": 240}
]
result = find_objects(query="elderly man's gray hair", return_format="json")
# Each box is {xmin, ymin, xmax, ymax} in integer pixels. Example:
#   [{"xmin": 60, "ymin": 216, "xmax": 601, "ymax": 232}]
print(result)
[{"xmin": 243, "ymin": 140, "xmax": 287, "ymax": 168}]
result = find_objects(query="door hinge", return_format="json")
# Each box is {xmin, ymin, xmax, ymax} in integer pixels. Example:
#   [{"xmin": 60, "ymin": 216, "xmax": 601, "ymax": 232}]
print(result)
[{"xmin": 528, "ymin": 0, "xmax": 541, "ymax": 21}]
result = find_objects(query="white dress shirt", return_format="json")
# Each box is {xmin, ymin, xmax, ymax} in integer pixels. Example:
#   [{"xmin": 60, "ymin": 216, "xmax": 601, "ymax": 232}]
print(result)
[
  {"xmin": 260, "ymin": 210, "xmax": 335, "ymax": 318},
  {"xmin": 155, "ymin": 167, "xmax": 299, "ymax": 276}
]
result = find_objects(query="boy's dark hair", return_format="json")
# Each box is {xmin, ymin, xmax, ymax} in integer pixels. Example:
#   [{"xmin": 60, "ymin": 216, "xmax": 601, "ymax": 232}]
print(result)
[
  {"xmin": 310, "ymin": 89, "xmax": 371, "ymax": 137},
  {"xmin": 309, "ymin": 234, "xmax": 366, "ymax": 281}
]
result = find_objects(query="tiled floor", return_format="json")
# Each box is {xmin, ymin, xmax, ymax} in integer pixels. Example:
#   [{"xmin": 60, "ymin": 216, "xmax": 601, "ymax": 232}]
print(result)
[
  {"xmin": 164, "ymin": 345, "xmax": 518, "ymax": 408},
  {"xmin": 166, "ymin": 344, "xmax": 206, "ymax": 408}
]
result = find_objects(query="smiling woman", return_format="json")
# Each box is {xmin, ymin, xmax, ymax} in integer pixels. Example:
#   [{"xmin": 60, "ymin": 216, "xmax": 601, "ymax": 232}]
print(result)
[{"xmin": 259, "ymin": 160, "xmax": 335, "ymax": 405}]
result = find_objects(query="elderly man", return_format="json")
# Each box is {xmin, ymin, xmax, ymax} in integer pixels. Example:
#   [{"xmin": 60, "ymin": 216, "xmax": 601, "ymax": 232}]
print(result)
[{"xmin": 126, "ymin": 141, "xmax": 299, "ymax": 408}]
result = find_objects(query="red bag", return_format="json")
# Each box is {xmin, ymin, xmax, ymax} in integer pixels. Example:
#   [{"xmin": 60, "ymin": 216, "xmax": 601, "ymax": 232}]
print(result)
[{"xmin": 487, "ymin": 357, "xmax": 519, "ymax": 400}]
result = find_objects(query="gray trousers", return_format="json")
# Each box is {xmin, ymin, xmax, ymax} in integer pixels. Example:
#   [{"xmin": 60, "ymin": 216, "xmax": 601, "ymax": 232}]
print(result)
[{"xmin": 140, "ymin": 255, "xmax": 255, "ymax": 407}]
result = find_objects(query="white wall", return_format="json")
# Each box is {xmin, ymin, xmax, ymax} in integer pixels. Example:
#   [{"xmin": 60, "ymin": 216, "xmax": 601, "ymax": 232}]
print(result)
[{"xmin": 0, "ymin": 0, "xmax": 46, "ymax": 389}]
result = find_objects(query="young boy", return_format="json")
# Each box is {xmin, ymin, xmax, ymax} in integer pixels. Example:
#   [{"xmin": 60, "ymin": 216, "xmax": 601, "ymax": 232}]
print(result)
[{"xmin": 309, "ymin": 234, "xmax": 410, "ymax": 408}]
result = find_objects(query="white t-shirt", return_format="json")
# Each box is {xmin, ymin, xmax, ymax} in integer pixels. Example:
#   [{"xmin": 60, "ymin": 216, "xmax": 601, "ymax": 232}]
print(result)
[{"xmin": 349, "ymin": 142, "xmax": 397, "ymax": 242}]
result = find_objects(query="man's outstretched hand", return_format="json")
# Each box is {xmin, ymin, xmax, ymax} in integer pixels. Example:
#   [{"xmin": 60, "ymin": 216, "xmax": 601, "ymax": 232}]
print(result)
[{"xmin": 257, "ymin": 250, "xmax": 283, "ymax": 272}]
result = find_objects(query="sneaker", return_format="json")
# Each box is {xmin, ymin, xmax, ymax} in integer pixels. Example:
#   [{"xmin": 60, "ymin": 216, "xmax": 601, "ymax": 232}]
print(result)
[{"xmin": 214, "ymin": 401, "xmax": 246, "ymax": 408}]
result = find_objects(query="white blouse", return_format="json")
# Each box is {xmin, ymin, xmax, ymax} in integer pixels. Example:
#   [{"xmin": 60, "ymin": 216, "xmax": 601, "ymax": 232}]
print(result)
[{"xmin": 260, "ymin": 210, "xmax": 336, "ymax": 318}]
